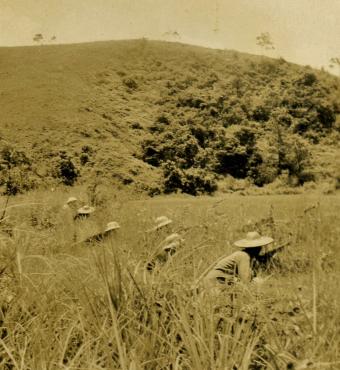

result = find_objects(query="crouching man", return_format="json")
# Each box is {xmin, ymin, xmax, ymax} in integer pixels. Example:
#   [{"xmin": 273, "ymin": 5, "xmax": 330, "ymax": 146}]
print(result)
[{"xmin": 201, "ymin": 231, "xmax": 278, "ymax": 289}]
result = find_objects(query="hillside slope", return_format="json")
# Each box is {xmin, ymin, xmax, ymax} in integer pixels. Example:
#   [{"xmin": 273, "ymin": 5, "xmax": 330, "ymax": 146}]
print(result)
[{"xmin": 0, "ymin": 40, "xmax": 339, "ymax": 195}]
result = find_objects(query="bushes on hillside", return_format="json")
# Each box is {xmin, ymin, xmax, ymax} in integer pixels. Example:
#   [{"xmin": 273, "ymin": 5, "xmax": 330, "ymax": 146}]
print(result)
[
  {"xmin": 79, "ymin": 145, "xmax": 94, "ymax": 166},
  {"xmin": 5, "ymin": 44, "xmax": 340, "ymax": 197},
  {"xmin": 0, "ymin": 146, "xmax": 79, "ymax": 194},
  {"xmin": 256, "ymin": 131, "xmax": 314, "ymax": 186},
  {"xmin": 141, "ymin": 119, "xmax": 264, "ymax": 194},
  {"xmin": 0, "ymin": 145, "xmax": 37, "ymax": 195},
  {"xmin": 213, "ymin": 126, "xmax": 262, "ymax": 178},
  {"xmin": 141, "ymin": 107, "xmax": 316, "ymax": 194},
  {"xmin": 137, "ymin": 54, "xmax": 340, "ymax": 196},
  {"xmin": 0, "ymin": 166, "xmax": 37, "ymax": 195},
  {"xmin": 0, "ymin": 145, "xmax": 83, "ymax": 194},
  {"xmin": 162, "ymin": 161, "xmax": 217, "ymax": 195},
  {"xmin": 281, "ymin": 76, "xmax": 336, "ymax": 134}
]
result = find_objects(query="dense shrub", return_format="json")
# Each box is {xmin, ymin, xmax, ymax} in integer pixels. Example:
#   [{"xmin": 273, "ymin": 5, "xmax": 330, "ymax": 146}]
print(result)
[
  {"xmin": 79, "ymin": 145, "xmax": 94, "ymax": 166},
  {"xmin": 123, "ymin": 78, "xmax": 138, "ymax": 90},
  {"xmin": 130, "ymin": 122, "xmax": 143, "ymax": 130},
  {"xmin": 251, "ymin": 105, "xmax": 270, "ymax": 122},
  {"xmin": 81, "ymin": 145, "xmax": 94, "ymax": 154},
  {"xmin": 282, "ymin": 75, "xmax": 337, "ymax": 134},
  {"xmin": 253, "ymin": 162, "xmax": 278, "ymax": 186},
  {"xmin": 297, "ymin": 72, "xmax": 318, "ymax": 87},
  {"xmin": 162, "ymin": 161, "xmax": 217, "ymax": 195},
  {"xmin": 279, "ymin": 135, "xmax": 313, "ymax": 183},
  {"xmin": 80, "ymin": 153, "xmax": 90, "ymax": 165},
  {"xmin": 52, "ymin": 153, "xmax": 79, "ymax": 186},
  {"xmin": 316, "ymin": 104, "xmax": 336, "ymax": 129},
  {"xmin": 0, "ymin": 145, "xmax": 37, "ymax": 195},
  {"xmin": 221, "ymin": 107, "xmax": 246, "ymax": 126},
  {"xmin": 59, "ymin": 159, "xmax": 79, "ymax": 185},
  {"xmin": 0, "ymin": 167, "xmax": 37, "ymax": 195}
]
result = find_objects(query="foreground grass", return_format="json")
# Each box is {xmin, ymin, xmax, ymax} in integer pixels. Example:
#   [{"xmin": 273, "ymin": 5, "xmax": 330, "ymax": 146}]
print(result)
[{"xmin": 0, "ymin": 189, "xmax": 339, "ymax": 369}]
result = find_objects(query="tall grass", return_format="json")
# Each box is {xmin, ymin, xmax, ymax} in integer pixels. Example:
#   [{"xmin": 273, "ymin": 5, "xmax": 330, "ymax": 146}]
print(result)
[{"xmin": 0, "ymin": 189, "xmax": 339, "ymax": 369}]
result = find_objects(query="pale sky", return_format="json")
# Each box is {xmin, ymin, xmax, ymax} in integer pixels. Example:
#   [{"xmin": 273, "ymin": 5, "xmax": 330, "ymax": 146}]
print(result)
[{"xmin": 1, "ymin": 0, "xmax": 340, "ymax": 70}]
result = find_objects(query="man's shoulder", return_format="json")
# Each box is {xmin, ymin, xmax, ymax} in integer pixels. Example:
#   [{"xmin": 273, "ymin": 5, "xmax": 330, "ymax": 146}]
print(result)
[
  {"xmin": 218, "ymin": 250, "xmax": 249, "ymax": 263},
  {"xmin": 231, "ymin": 250, "xmax": 250, "ymax": 261}
]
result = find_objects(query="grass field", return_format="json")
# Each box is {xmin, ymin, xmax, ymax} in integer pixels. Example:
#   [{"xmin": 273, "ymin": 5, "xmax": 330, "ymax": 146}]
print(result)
[{"xmin": 0, "ymin": 189, "xmax": 339, "ymax": 369}]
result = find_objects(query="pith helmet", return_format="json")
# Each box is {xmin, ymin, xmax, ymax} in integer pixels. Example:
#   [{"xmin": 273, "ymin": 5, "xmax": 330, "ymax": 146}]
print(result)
[
  {"xmin": 164, "ymin": 233, "xmax": 184, "ymax": 244},
  {"xmin": 76, "ymin": 205, "xmax": 95, "ymax": 216},
  {"xmin": 152, "ymin": 216, "xmax": 172, "ymax": 231},
  {"xmin": 66, "ymin": 196, "xmax": 78, "ymax": 204},
  {"xmin": 104, "ymin": 221, "xmax": 121, "ymax": 233}
]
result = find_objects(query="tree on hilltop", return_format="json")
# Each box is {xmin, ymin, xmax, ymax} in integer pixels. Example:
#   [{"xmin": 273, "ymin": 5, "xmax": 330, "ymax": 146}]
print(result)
[
  {"xmin": 256, "ymin": 32, "xmax": 275, "ymax": 51},
  {"xmin": 329, "ymin": 57, "xmax": 340, "ymax": 76},
  {"xmin": 33, "ymin": 33, "xmax": 44, "ymax": 45},
  {"xmin": 163, "ymin": 31, "xmax": 181, "ymax": 41}
]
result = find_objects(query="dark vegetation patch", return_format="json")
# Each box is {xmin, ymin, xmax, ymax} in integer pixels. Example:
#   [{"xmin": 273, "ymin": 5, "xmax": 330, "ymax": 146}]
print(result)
[{"xmin": 140, "ymin": 62, "xmax": 339, "ymax": 194}]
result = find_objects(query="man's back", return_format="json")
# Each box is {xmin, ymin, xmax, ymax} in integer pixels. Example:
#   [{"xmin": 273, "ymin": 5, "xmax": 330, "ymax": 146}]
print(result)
[{"xmin": 203, "ymin": 250, "xmax": 251, "ymax": 288}]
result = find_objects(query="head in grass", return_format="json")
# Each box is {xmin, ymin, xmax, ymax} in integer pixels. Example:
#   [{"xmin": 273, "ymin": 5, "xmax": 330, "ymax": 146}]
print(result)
[
  {"xmin": 74, "ymin": 205, "xmax": 95, "ymax": 220},
  {"xmin": 83, "ymin": 221, "xmax": 121, "ymax": 244},
  {"xmin": 234, "ymin": 231, "xmax": 274, "ymax": 258},
  {"xmin": 63, "ymin": 196, "xmax": 79, "ymax": 211},
  {"xmin": 146, "ymin": 228, "xmax": 185, "ymax": 272},
  {"xmin": 102, "ymin": 221, "xmax": 120, "ymax": 238},
  {"xmin": 146, "ymin": 215, "xmax": 174, "ymax": 244},
  {"xmin": 149, "ymin": 216, "xmax": 173, "ymax": 232}
]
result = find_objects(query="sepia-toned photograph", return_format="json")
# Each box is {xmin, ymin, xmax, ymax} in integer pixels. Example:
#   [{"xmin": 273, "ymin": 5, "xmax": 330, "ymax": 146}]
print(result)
[{"xmin": 0, "ymin": 0, "xmax": 339, "ymax": 368}]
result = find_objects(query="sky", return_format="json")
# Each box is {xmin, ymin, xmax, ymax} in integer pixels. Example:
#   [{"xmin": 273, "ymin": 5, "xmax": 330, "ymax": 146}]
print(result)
[{"xmin": 1, "ymin": 0, "xmax": 340, "ymax": 71}]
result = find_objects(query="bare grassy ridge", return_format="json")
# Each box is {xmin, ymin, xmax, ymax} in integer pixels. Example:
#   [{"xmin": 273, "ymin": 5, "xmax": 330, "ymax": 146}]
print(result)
[{"xmin": 0, "ymin": 190, "xmax": 339, "ymax": 369}]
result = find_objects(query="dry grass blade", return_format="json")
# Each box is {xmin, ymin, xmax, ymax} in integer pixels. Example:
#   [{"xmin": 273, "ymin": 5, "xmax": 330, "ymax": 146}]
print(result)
[
  {"xmin": 0, "ymin": 195, "xmax": 10, "ymax": 222},
  {"xmin": 0, "ymin": 338, "xmax": 20, "ymax": 370}
]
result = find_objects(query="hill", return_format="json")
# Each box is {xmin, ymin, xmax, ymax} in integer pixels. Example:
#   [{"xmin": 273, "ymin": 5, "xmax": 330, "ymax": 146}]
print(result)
[{"xmin": 0, "ymin": 39, "xmax": 339, "ymax": 196}]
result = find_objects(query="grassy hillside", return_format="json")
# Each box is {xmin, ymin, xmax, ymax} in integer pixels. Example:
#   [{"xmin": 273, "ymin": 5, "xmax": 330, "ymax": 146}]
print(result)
[{"xmin": 0, "ymin": 40, "xmax": 339, "ymax": 195}]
